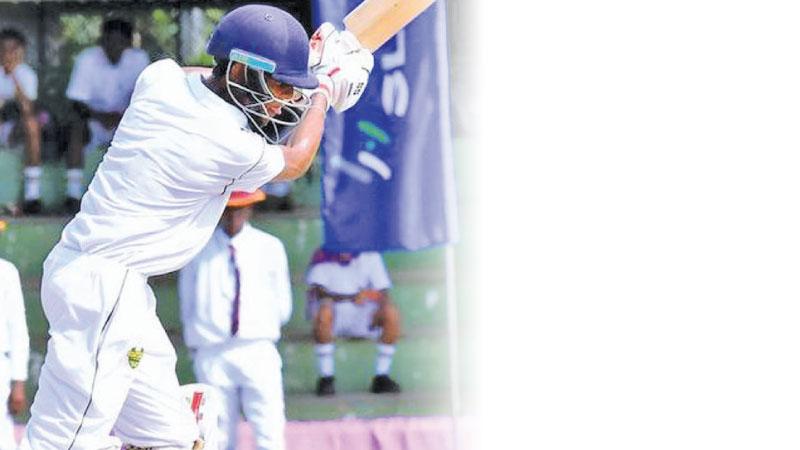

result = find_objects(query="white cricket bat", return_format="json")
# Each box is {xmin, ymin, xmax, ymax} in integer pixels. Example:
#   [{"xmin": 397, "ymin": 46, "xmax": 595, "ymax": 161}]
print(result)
[{"xmin": 343, "ymin": 0, "xmax": 437, "ymax": 52}]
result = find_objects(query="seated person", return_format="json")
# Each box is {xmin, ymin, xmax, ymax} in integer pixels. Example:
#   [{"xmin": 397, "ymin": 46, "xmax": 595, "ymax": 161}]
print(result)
[
  {"xmin": 0, "ymin": 28, "xmax": 42, "ymax": 214},
  {"xmin": 306, "ymin": 248, "xmax": 402, "ymax": 396},
  {"xmin": 64, "ymin": 18, "xmax": 149, "ymax": 213}
]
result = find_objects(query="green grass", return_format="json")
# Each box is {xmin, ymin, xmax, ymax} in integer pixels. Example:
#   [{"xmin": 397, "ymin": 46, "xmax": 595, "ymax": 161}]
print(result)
[
  {"xmin": 0, "ymin": 133, "xmax": 479, "ymax": 420},
  {"xmin": 2, "ymin": 137, "xmax": 479, "ymax": 421},
  {"xmin": 3, "ymin": 216, "xmax": 467, "ymax": 421},
  {"xmin": 278, "ymin": 338, "xmax": 450, "ymax": 395},
  {"xmin": 0, "ymin": 217, "xmax": 445, "ymax": 279},
  {"xmin": 151, "ymin": 275, "xmax": 449, "ymax": 339}
]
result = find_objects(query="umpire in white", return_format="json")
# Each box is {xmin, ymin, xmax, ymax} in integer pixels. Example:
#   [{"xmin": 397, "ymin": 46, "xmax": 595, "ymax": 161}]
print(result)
[
  {"xmin": 179, "ymin": 190, "xmax": 291, "ymax": 450},
  {"xmin": 0, "ymin": 257, "xmax": 29, "ymax": 450}
]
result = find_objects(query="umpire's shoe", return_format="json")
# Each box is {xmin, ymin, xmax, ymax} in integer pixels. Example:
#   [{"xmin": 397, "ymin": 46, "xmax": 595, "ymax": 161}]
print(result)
[
  {"xmin": 316, "ymin": 376, "xmax": 335, "ymax": 396},
  {"xmin": 370, "ymin": 375, "xmax": 401, "ymax": 394}
]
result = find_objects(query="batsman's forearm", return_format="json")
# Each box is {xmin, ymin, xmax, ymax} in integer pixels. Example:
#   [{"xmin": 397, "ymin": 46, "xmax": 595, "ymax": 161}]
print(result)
[{"xmin": 273, "ymin": 94, "xmax": 328, "ymax": 181}]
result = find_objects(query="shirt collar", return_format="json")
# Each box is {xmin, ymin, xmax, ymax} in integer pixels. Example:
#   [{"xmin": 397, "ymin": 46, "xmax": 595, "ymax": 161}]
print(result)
[
  {"xmin": 214, "ymin": 223, "xmax": 252, "ymax": 248},
  {"xmin": 100, "ymin": 47, "xmax": 125, "ymax": 67},
  {"xmin": 187, "ymin": 73, "xmax": 248, "ymax": 129}
]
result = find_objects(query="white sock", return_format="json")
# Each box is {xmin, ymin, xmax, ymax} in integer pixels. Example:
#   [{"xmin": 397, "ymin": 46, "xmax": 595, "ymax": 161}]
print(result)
[
  {"xmin": 66, "ymin": 168, "xmax": 83, "ymax": 199},
  {"xmin": 23, "ymin": 166, "xmax": 42, "ymax": 201},
  {"xmin": 315, "ymin": 343, "xmax": 335, "ymax": 377},
  {"xmin": 375, "ymin": 343, "xmax": 396, "ymax": 376}
]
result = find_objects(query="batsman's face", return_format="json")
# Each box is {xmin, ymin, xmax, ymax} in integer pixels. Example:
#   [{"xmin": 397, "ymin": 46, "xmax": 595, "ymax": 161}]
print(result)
[
  {"xmin": 225, "ymin": 61, "xmax": 311, "ymax": 144},
  {"xmin": 265, "ymin": 77, "xmax": 298, "ymax": 105},
  {"xmin": 240, "ymin": 70, "xmax": 300, "ymax": 121}
]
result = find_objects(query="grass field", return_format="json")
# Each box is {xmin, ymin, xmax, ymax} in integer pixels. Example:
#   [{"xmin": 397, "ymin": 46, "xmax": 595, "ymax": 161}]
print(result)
[
  {"xmin": 0, "ymin": 212, "xmax": 473, "ymax": 421},
  {"xmin": 0, "ymin": 138, "xmax": 477, "ymax": 421}
]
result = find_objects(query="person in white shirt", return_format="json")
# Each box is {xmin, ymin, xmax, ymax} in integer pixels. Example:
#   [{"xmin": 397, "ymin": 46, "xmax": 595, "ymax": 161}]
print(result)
[
  {"xmin": 306, "ymin": 250, "xmax": 402, "ymax": 396},
  {"xmin": 180, "ymin": 190, "xmax": 292, "ymax": 450},
  {"xmin": 0, "ymin": 257, "xmax": 29, "ymax": 450},
  {"xmin": 0, "ymin": 29, "xmax": 42, "ymax": 215},
  {"xmin": 21, "ymin": 5, "xmax": 372, "ymax": 450},
  {"xmin": 63, "ymin": 18, "xmax": 150, "ymax": 213}
]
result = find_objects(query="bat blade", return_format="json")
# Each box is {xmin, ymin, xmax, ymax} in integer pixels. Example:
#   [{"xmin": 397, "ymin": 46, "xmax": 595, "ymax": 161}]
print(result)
[{"xmin": 343, "ymin": 0, "xmax": 436, "ymax": 52}]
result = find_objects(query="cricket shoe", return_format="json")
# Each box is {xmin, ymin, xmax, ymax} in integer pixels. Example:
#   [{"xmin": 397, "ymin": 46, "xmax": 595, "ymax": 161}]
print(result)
[
  {"xmin": 369, "ymin": 375, "xmax": 401, "ymax": 394},
  {"xmin": 316, "ymin": 376, "xmax": 335, "ymax": 396}
]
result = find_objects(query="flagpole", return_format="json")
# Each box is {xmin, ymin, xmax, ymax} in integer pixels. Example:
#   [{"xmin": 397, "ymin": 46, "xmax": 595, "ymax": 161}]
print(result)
[
  {"xmin": 433, "ymin": 0, "xmax": 461, "ymax": 446},
  {"xmin": 445, "ymin": 244, "xmax": 462, "ymax": 449}
]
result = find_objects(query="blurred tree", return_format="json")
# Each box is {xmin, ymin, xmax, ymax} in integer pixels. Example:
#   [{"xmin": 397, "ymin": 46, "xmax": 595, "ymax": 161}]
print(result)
[
  {"xmin": 139, "ymin": 8, "xmax": 179, "ymax": 60},
  {"xmin": 184, "ymin": 7, "xmax": 226, "ymax": 66}
]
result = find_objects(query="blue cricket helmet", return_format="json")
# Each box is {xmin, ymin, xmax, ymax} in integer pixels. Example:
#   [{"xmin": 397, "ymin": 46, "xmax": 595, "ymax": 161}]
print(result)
[{"xmin": 206, "ymin": 4, "xmax": 318, "ymax": 89}]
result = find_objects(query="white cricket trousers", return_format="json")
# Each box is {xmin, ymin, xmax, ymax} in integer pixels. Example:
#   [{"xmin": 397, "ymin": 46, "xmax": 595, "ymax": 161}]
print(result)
[
  {"xmin": 0, "ymin": 354, "xmax": 16, "ymax": 450},
  {"xmin": 21, "ymin": 244, "xmax": 199, "ymax": 450},
  {"xmin": 193, "ymin": 340, "xmax": 285, "ymax": 450}
]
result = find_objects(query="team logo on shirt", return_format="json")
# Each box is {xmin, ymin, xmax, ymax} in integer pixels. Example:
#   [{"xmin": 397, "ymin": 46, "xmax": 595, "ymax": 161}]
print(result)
[{"xmin": 127, "ymin": 347, "xmax": 144, "ymax": 369}]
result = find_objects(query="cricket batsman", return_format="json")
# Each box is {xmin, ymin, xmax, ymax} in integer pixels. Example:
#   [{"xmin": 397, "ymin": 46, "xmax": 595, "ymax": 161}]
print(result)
[{"xmin": 21, "ymin": 4, "xmax": 372, "ymax": 449}]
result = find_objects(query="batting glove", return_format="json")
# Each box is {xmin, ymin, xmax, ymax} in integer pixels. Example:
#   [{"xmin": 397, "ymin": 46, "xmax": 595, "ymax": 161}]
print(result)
[
  {"xmin": 332, "ymin": 31, "xmax": 374, "ymax": 113},
  {"xmin": 306, "ymin": 22, "xmax": 340, "ymax": 108},
  {"xmin": 308, "ymin": 22, "xmax": 340, "ymax": 69},
  {"xmin": 311, "ymin": 31, "xmax": 374, "ymax": 113}
]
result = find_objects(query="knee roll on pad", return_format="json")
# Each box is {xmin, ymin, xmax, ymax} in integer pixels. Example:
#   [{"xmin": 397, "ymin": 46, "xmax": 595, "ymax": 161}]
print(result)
[{"xmin": 121, "ymin": 383, "xmax": 219, "ymax": 450}]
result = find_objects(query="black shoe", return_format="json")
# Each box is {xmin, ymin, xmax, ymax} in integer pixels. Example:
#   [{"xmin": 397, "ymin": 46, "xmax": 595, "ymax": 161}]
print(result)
[
  {"xmin": 21, "ymin": 199, "xmax": 42, "ymax": 215},
  {"xmin": 370, "ymin": 375, "xmax": 401, "ymax": 394},
  {"xmin": 63, "ymin": 197, "xmax": 81, "ymax": 215},
  {"xmin": 316, "ymin": 376, "xmax": 335, "ymax": 397}
]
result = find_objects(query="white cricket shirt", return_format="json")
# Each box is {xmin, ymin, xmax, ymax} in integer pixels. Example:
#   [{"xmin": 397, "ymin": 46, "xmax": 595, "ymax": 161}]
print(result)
[
  {"xmin": 65, "ymin": 46, "xmax": 149, "ymax": 112},
  {"xmin": 0, "ymin": 63, "xmax": 37, "ymax": 102},
  {"xmin": 305, "ymin": 251, "xmax": 392, "ymax": 295},
  {"xmin": 0, "ymin": 258, "xmax": 29, "ymax": 381},
  {"xmin": 179, "ymin": 224, "xmax": 292, "ymax": 347},
  {"xmin": 59, "ymin": 59, "xmax": 286, "ymax": 276}
]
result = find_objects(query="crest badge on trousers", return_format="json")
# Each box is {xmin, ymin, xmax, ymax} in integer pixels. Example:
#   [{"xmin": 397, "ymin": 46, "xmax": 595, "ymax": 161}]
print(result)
[{"xmin": 127, "ymin": 347, "xmax": 144, "ymax": 369}]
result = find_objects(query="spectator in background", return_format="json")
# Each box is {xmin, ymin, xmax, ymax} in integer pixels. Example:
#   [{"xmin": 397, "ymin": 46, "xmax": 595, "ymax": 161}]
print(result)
[
  {"xmin": 0, "ymin": 29, "xmax": 42, "ymax": 215},
  {"xmin": 63, "ymin": 18, "xmax": 149, "ymax": 213},
  {"xmin": 179, "ymin": 191, "xmax": 292, "ymax": 450},
  {"xmin": 0, "ymin": 257, "xmax": 30, "ymax": 450},
  {"xmin": 306, "ymin": 249, "xmax": 402, "ymax": 396}
]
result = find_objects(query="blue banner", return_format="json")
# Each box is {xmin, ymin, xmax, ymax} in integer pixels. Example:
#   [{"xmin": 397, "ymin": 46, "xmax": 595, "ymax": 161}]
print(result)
[{"xmin": 313, "ymin": 0, "xmax": 458, "ymax": 252}]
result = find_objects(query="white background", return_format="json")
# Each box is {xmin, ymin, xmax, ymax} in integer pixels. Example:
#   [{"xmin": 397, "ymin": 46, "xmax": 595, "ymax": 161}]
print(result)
[{"xmin": 469, "ymin": 1, "xmax": 800, "ymax": 448}]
